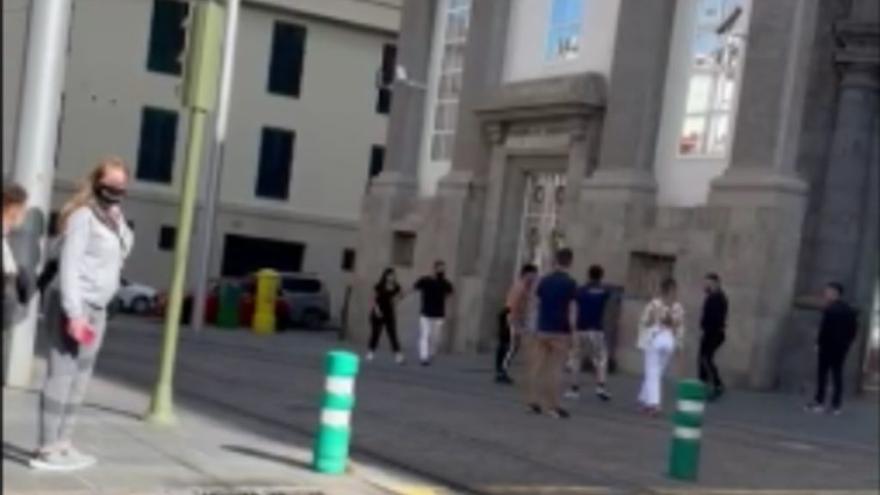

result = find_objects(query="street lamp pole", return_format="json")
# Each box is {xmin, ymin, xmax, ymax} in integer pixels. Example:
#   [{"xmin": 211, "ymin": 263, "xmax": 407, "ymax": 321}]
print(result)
[
  {"xmin": 146, "ymin": 0, "xmax": 224, "ymax": 425},
  {"xmin": 4, "ymin": 0, "xmax": 74, "ymax": 387},
  {"xmin": 190, "ymin": 0, "xmax": 241, "ymax": 334}
]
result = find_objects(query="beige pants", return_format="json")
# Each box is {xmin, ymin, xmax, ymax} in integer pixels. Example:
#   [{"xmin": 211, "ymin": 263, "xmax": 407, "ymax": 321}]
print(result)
[{"xmin": 526, "ymin": 333, "xmax": 571, "ymax": 410}]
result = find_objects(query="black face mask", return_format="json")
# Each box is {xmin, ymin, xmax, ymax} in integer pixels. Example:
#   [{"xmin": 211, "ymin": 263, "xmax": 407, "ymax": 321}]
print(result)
[{"xmin": 94, "ymin": 184, "xmax": 126, "ymax": 206}]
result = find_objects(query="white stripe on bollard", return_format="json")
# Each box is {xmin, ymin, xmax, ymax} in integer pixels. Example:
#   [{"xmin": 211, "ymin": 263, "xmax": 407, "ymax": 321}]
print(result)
[
  {"xmin": 321, "ymin": 409, "xmax": 352, "ymax": 428},
  {"xmin": 326, "ymin": 376, "xmax": 355, "ymax": 396},
  {"xmin": 674, "ymin": 426, "xmax": 702, "ymax": 440},
  {"xmin": 677, "ymin": 400, "xmax": 705, "ymax": 414}
]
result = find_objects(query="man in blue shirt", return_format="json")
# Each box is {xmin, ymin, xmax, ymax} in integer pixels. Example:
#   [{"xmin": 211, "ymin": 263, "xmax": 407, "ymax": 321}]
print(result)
[
  {"xmin": 566, "ymin": 265, "xmax": 612, "ymax": 402},
  {"xmin": 528, "ymin": 248, "xmax": 577, "ymax": 419}
]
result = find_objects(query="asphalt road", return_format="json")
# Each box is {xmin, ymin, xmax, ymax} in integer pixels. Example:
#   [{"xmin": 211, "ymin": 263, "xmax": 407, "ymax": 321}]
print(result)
[{"xmin": 77, "ymin": 317, "xmax": 879, "ymax": 494}]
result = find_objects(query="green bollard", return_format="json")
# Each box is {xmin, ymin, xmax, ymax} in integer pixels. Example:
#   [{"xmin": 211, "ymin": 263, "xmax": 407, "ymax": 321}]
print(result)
[
  {"xmin": 668, "ymin": 379, "xmax": 707, "ymax": 481},
  {"xmin": 312, "ymin": 350, "xmax": 359, "ymax": 474}
]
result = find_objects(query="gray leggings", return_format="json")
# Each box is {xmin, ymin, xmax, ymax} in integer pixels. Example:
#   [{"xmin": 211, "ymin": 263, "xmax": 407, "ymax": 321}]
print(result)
[{"xmin": 39, "ymin": 290, "xmax": 106, "ymax": 450}]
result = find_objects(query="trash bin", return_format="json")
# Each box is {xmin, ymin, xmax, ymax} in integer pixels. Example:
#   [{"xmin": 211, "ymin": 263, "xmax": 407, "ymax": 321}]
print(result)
[{"xmin": 216, "ymin": 282, "xmax": 241, "ymax": 329}]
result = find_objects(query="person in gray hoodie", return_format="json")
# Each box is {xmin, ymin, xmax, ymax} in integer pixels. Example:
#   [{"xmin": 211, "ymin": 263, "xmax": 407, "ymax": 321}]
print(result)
[{"xmin": 30, "ymin": 157, "xmax": 134, "ymax": 471}]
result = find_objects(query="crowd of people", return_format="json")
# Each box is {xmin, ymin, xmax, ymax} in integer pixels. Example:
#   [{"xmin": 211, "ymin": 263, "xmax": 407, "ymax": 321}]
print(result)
[{"xmin": 364, "ymin": 247, "xmax": 860, "ymax": 420}]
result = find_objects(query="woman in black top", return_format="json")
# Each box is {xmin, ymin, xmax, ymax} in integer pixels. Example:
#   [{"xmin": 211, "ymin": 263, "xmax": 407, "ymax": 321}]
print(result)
[{"xmin": 368, "ymin": 268, "xmax": 404, "ymax": 364}]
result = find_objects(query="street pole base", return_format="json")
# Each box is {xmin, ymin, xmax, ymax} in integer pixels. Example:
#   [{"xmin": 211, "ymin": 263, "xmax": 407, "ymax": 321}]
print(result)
[{"xmin": 145, "ymin": 382, "xmax": 177, "ymax": 426}]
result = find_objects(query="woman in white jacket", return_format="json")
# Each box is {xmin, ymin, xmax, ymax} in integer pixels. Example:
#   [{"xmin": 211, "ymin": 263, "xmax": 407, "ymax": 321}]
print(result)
[
  {"xmin": 637, "ymin": 278, "xmax": 685, "ymax": 416},
  {"xmin": 31, "ymin": 157, "xmax": 134, "ymax": 471}
]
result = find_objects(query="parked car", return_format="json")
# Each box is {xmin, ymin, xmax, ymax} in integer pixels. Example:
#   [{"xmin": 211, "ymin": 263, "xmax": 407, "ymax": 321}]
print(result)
[
  {"xmin": 114, "ymin": 278, "xmax": 158, "ymax": 315},
  {"xmin": 274, "ymin": 272, "xmax": 331, "ymax": 329}
]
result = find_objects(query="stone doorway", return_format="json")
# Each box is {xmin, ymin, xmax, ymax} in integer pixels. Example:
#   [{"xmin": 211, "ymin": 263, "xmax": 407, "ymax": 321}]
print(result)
[{"xmin": 515, "ymin": 171, "xmax": 567, "ymax": 274}]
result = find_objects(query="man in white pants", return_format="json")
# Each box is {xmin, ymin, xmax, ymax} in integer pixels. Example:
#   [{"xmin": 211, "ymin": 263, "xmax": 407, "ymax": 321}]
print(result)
[{"xmin": 414, "ymin": 261, "xmax": 454, "ymax": 366}]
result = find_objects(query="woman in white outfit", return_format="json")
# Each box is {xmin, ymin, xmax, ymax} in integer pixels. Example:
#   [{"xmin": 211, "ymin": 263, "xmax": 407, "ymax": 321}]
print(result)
[{"xmin": 637, "ymin": 278, "xmax": 685, "ymax": 416}]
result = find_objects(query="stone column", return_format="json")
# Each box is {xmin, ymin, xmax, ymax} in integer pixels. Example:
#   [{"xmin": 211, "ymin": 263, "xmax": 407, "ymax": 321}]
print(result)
[
  {"xmin": 804, "ymin": 0, "xmax": 880, "ymax": 392},
  {"xmin": 576, "ymin": 0, "xmax": 677, "ymax": 282},
  {"xmin": 431, "ymin": 0, "xmax": 511, "ymax": 353},
  {"xmin": 708, "ymin": 0, "xmax": 819, "ymax": 389},
  {"xmin": 349, "ymin": 0, "xmax": 437, "ymax": 344},
  {"xmin": 805, "ymin": 9, "xmax": 880, "ymax": 298}
]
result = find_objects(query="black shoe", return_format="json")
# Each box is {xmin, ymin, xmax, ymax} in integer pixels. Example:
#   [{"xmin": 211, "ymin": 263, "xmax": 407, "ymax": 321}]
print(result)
[
  {"xmin": 420, "ymin": 359, "xmax": 431, "ymax": 367},
  {"xmin": 596, "ymin": 387, "xmax": 611, "ymax": 402},
  {"xmin": 528, "ymin": 403, "xmax": 543, "ymax": 415},
  {"xmin": 495, "ymin": 373, "xmax": 514, "ymax": 385},
  {"xmin": 548, "ymin": 407, "xmax": 570, "ymax": 419}
]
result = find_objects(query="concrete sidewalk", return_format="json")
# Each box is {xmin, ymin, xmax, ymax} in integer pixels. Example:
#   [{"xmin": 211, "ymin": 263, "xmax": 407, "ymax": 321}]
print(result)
[{"xmin": 2, "ymin": 369, "xmax": 442, "ymax": 495}]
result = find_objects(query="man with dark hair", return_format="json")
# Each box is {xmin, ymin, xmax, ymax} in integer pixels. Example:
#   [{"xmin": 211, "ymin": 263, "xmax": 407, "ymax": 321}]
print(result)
[
  {"xmin": 528, "ymin": 248, "xmax": 577, "ymax": 419},
  {"xmin": 414, "ymin": 260, "xmax": 454, "ymax": 366},
  {"xmin": 495, "ymin": 263, "xmax": 538, "ymax": 384},
  {"xmin": 699, "ymin": 272, "xmax": 728, "ymax": 400},
  {"xmin": 806, "ymin": 282, "xmax": 858, "ymax": 415},
  {"xmin": 566, "ymin": 264, "xmax": 612, "ymax": 401}
]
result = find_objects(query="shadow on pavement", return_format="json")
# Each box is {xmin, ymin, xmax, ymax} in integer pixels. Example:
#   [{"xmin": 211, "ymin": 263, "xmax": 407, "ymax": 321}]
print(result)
[
  {"xmin": 223, "ymin": 445, "xmax": 312, "ymax": 471},
  {"xmin": 3, "ymin": 442, "xmax": 32, "ymax": 467}
]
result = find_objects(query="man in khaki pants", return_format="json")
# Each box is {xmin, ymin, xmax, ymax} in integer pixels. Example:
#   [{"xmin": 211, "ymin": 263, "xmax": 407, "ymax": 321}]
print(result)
[{"xmin": 527, "ymin": 248, "xmax": 577, "ymax": 419}]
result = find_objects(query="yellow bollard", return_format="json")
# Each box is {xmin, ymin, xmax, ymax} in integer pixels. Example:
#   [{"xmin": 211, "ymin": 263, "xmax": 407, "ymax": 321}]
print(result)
[{"xmin": 252, "ymin": 269, "xmax": 279, "ymax": 334}]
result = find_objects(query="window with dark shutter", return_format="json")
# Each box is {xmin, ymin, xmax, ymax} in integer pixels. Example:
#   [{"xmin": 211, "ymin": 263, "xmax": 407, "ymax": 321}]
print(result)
[
  {"xmin": 267, "ymin": 22, "xmax": 307, "ymax": 98},
  {"xmin": 146, "ymin": 0, "xmax": 189, "ymax": 75},
  {"xmin": 159, "ymin": 226, "xmax": 177, "ymax": 251},
  {"xmin": 376, "ymin": 43, "xmax": 396, "ymax": 114},
  {"xmin": 136, "ymin": 107, "xmax": 179, "ymax": 184},
  {"xmin": 255, "ymin": 127, "xmax": 295, "ymax": 200},
  {"xmin": 369, "ymin": 145, "xmax": 385, "ymax": 180}
]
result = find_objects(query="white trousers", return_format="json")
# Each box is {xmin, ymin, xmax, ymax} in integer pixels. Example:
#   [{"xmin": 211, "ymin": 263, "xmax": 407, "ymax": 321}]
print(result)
[
  {"xmin": 638, "ymin": 330, "xmax": 676, "ymax": 407},
  {"xmin": 418, "ymin": 317, "xmax": 444, "ymax": 361}
]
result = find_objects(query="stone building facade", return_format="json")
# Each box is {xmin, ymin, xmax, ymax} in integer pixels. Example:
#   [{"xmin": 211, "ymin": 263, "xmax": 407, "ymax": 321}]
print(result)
[{"xmin": 353, "ymin": 0, "xmax": 879, "ymax": 392}]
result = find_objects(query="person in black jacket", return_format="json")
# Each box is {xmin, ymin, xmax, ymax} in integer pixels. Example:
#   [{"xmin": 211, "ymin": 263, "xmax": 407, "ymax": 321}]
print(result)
[
  {"xmin": 699, "ymin": 273, "xmax": 728, "ymax": 400},
  {"xmin": 806, "ymin": 282, "xmax": 859, "ymax": 415}
]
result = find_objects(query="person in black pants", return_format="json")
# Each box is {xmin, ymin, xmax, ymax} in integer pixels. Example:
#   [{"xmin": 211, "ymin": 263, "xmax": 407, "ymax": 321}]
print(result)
[
  {"xmin": 699, "ymin": 273, "xmax": 728, "ymax": 400},
  {"xmin": 806, "ymin": 282, "xmax": 858, "ymax": 415},
  {"xmin": 495, "ymin": 264, "xmax": 538, "ymax": 384},
  {"xmin": 367, "ymin": 268, "xmax": 405, "ymax": 365}
]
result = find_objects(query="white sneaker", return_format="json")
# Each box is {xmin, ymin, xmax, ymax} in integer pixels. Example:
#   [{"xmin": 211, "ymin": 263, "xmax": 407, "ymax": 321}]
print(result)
[
  {"xmin": 365, "ymin": 352, "xmax": 375, "ymax": 362},
  {"xmin": 564, "ymin": 388, "xmax": 581, "ymax": 400},
  {"xmin": 63, "ymin": 446, "xmax": 97, "ymax": 468},
  {"xmin": 395, "ymin": 353, "xmax": 406, "ymax": 365},
  {"xmin": 29, "ymin": 450, "xmax": 88, "ymax": 472}
]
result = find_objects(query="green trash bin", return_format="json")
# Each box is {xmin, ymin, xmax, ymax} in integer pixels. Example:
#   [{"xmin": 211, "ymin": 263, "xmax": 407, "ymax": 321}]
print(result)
[{"xmin": 216, "ymin": 282, "xmax": 241, "ymax": 329}]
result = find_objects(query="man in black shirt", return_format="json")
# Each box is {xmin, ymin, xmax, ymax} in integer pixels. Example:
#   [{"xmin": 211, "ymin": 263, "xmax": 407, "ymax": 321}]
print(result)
[
  {"xmin": 806, "ymin": 282, "xmax": 859, "ymax": 415},
  {"xmin": 414, "ymin": 260, "xmax": 454, "ymax": 366},
  {"xmin": 699, "ymin": 273, "xmax": 728, "ymax": 400}
]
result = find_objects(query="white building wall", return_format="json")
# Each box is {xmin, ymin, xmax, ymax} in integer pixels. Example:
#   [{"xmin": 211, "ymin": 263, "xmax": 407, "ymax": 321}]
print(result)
[
  {"xmin": 653, "ymin": 0, "xmax": 751, "ymax": 206},
  {"xmin": 503, "ymin": 0, "xmax": 621, "ymax": 82},
  {"xmin": 3, "ymin": 0, "xmax": 400, "ymax": 322}
]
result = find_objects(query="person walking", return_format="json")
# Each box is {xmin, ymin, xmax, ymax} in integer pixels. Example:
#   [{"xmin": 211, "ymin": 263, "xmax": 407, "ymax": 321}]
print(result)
[
  {"xmin": 3, "ymin": 184, "xmax": 29, "ymax": 332},
  {"xmin": 367, "ymin": 268, "xmax": 405, "ymax": 364},
  {"xmin": 495, "ymin": 263, "xmax": 538, "ymax": 384},
  {"xmin": 414, "ymin": 260, "xmax": 454, "ymax": 366},
  {"xmin": 637, "ymin": 278, "xmax": 685, "ymax": 417},
  {"xmin": 527, "ymin": 248, "xmax": 577, "ymax": 419},
  {"xmin": 699, "ymin": 273, "xmax": 728, "ymax": 401},
  {"xmin": 566, "ymin": 264, "xmax": 612, "ymax": 402},
  {"xmin": 30, "ymin": 157, "xmax": 134, "ymax": 471},
  {"xmin": 805, "ymin": 282, "xmax": 858, "ymax": 415}
]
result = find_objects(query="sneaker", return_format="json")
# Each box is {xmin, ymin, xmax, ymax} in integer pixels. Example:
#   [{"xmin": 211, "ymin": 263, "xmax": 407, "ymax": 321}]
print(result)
[
  {"xmin": 528, "ymin": 403, "xmax": 543, "ymax": 415},
  {"xmin": 596, "ymin": 387, "xmax": 611, "ymax": 402},
  {"xmin": 564, "ymin": 387, "xmax": 581, "ymax": 400},
  {"xmin": 29, "ymin": 450, "xmax": 87, "ymax": 472},
  {"xmin": 804, "ymin": 402, "xmax": 825, "ymax": 414},
  {"xmin": 62, "ymin": 446, "xmax": 97, "ymax": 468},
  {"xmin": 420, "ymin": 359, "xmax": 431, "ymax": 367},
  {"xmin": 395, "ymin": 353, "xmax": 406, "ymax": 365},
  {"xmin": 548, "ymin": 407, "xmax": 570, "ymax": 419},
  {"xmin": 365, "ymin": 352, "xmax": 375, "ymax": 362},
  {"xmin": 831, "ymin": 408, "xmax": 842, "ymax": 416}
]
